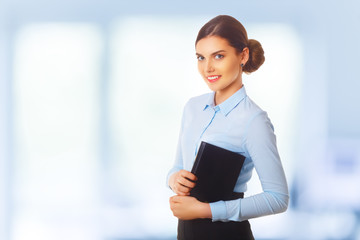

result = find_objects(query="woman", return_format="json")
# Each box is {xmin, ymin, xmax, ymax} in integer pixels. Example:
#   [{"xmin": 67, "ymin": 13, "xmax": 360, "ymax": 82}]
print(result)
[{"xmin": 167, "ymin": 15, "xmax": 289, "ymax": 239}]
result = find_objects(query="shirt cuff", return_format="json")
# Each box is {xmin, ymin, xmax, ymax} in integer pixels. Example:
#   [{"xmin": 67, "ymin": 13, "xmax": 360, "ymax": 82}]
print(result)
[
  {"xmin": 166, "ymin": 168, "xmax": 180, "ymax": 189},
  {"xmin": 209, "ymin": 201, "xmax": 227, "ymax": 221}
]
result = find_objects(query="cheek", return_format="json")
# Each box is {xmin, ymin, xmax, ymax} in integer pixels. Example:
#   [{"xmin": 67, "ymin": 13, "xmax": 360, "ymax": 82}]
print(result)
[
  {"xmin": 197, "ymin": 63, "xmax": 204, "ymax": 76},
  {"xmin": 227, "ymin": 62, "xmax": 241, "ymax": 77},
  {"xmin": 217, "ymin": 58, "xmax": 239, "ymax": 76}
]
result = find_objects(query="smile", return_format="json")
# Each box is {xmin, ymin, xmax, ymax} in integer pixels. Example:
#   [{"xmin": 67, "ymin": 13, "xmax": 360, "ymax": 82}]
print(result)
[{"xmin": 207, "ymin": 75, "xmax": 221, "ymax": 83}]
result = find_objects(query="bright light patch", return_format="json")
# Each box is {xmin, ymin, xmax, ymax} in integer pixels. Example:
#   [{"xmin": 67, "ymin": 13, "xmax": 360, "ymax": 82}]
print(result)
[{"xmin": 13, "ymin": 23, "xmax": 102, "ymax": 240}]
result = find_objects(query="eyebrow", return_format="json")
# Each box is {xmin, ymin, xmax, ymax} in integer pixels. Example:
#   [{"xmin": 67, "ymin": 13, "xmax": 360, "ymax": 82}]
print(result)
[{"xmin": 196, "ymin": 50, "xmax": 226, "ymax": 56}]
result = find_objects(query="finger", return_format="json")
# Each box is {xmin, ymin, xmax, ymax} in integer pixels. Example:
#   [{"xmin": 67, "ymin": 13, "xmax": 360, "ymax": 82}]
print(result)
[
  {"xmin": 171, "ymin": 195, "xmax": 184, "ymax": 203},
  {"xmin": 176, "ymin": 191, "xmax": 189, "ymax": 196},
  {"xmin": 170, "ymin": 195, "xmax": 179, "ymax": 203},
  {"xmin": 173, "ymin": 187, "xmax": 190, "ymax": 196},
  {"xmin": 169, "ymin": 197, "xmax": 178, "ymax": 207},
  {"xmin": 175, "ymin": 183, "xmax": 192, "ymax": 194},
  {"xmin": 169, "ymin": 199, "xmax": 179, "ymax": 213},
  {"xmin": 169, "ymin": 196, "xmax": 176, "ymax": 204},
  {"xmin": 180, "ymin": 170, "xmax": 197, "ymax": 181},
  {"xmin": 178, "ymin": 177, "xmax": 196, "ymax": 189}
]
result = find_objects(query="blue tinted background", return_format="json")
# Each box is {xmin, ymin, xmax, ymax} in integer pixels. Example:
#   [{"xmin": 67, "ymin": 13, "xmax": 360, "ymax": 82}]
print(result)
[{"xmin": 1, "ymin": 0, "xmax": 360, "ymax": 239}]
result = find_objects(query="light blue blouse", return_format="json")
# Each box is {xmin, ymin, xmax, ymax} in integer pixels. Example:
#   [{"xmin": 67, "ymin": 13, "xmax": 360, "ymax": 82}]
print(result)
[{"xmin": 167, "ymin": 86, "xmax": 289, "ymax": 222}]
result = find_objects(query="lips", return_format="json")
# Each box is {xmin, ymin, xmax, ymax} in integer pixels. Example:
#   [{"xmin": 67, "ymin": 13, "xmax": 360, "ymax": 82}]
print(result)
[{"xmin": 207, "ymin": 75, "xmax": 221, "ymax": 83}]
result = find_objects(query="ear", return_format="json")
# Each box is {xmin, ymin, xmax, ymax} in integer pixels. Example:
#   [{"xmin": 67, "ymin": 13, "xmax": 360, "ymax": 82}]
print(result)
[{"xmin": 240, "ymin": 47, "xmax": 249, "ymax": 65}]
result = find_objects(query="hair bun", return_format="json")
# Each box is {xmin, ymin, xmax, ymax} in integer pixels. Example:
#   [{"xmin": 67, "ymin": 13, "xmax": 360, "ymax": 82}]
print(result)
[{"xmin": 243, "ymin": 39, "xmax": 265, "ymax": 73}]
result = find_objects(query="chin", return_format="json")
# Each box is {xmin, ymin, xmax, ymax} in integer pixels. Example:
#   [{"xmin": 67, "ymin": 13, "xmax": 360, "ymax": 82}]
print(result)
[
  {"xmin": 204, "ymin": 81, "xmax": 217, "ymax": 91},
  {"xmin": 207, "ymin": 83, "xmax": 222, "ymax": 92},
  {"xmin": 206, "ymin": 85, "xmax": 217, "ymax": 92}
]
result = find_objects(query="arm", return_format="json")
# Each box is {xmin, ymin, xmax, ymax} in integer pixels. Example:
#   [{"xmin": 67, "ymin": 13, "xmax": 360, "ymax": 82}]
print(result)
[
  {"xmin": 166, "ymin": 103, "xmax": 187, "ymax": 189},
  {"xmin": 210, "ymin": 112, "xmax": 289, "ymax": 222},
  {"xmin": 166, "ymin": 101, "xmax": 197, "ymax": 195},
  {"xmin": 167, "ymin": 102, "xmax": 207, "ymax": 219}
]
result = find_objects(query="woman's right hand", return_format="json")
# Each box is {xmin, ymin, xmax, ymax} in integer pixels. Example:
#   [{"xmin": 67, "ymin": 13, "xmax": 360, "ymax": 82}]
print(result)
[{"xmin": 169, "ymin": 170, "xmax": 197, "ymax": 196}]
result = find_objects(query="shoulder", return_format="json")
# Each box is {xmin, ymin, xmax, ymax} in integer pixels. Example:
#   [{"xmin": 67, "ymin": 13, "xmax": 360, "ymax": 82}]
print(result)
[
  {"xmin": 232, "ymin": 94, "xmax": 266, "ymax": 119},
  {"xmin": 237, "ymin": 96, "xmax": 274, "ymax": 131},
  {"xmin": 243, "ymin": 97, "xmax": 274, "ymax": 133}
]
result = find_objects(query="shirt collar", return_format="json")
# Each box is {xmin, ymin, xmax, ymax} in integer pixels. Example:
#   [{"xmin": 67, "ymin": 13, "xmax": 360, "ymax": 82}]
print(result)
[{"xmin": 203, "ymin": 86, "xmax": 247, "ymax": 116}]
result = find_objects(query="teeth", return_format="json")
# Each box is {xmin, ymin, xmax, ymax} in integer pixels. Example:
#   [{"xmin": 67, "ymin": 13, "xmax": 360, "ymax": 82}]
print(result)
[{"xmin": 208, "ymin": 76, "xmax": 219, "ymax": 80}]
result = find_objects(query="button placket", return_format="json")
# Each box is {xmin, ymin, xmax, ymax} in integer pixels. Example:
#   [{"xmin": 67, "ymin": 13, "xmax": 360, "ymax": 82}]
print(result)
[{"xmin": 194, "ymin": 106, "xmax": 220, "ymax": 157}]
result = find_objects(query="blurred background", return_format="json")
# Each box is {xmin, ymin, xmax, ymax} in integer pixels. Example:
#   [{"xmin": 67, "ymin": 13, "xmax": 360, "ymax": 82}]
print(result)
[{"xmin": 1, "ymin": 0, "xmax": 360, "ymax": 239}]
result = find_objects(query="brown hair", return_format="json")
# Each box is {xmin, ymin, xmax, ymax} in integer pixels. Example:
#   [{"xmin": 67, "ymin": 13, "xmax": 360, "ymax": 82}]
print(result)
[{"xmin": 195, "ymin": 15, "xmax": 265, "ymax": 73}]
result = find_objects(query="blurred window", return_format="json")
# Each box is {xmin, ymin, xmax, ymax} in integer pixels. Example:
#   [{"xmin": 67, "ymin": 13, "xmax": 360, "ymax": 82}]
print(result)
[{"xmin": 13, "ymin": 23, "xmax": 102, "ymax": 240}]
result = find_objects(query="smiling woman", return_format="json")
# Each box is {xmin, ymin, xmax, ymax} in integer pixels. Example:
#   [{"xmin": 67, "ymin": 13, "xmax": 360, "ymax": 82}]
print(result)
[
  {"xmin": 194, "ymin": 16, "xmax": 264, "ymax": 106},
  {"xmin": 196, "ymin": 36, "xmax": 245, "ymax": 105},
  {"xmin": 167, "ymin": 15, "xmax": 289, "ymax": 240}
]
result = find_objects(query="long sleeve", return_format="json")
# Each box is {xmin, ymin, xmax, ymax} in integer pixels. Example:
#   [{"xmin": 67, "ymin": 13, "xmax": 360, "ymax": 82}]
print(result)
[
  {"xmin": 166, "ymin": 104, "xmax": 187, "ymax": 188},
  {"xmin": 209, "ymin": 111, "xmax": 289, "ymax": 222},
  {"xmin": 166, "ymin": 87, "xmax": 289, "ymax": 222}
]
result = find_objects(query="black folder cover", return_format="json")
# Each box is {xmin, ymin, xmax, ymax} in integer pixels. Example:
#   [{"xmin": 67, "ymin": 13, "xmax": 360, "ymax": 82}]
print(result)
[{"xmin": 190, "ymin": 141, "xmax": 245, "ymax": 203}]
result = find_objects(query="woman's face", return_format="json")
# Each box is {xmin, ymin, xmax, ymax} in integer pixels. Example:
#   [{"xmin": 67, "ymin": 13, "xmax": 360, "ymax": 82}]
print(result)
[{"xmin": 195, "ymin": 36, "xmax": 246, "ymax": 97}]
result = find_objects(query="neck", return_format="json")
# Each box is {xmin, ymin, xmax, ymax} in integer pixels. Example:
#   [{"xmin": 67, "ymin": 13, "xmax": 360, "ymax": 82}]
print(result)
[{"xmin": 214, "ymin": 82, "xmax": 243, "ymax": 106}]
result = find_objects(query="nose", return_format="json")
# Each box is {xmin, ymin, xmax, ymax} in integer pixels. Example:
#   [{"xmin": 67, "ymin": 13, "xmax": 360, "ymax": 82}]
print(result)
[{"xmin": 206, "ymin": 60, "xmax": 214, "ymax": 73}]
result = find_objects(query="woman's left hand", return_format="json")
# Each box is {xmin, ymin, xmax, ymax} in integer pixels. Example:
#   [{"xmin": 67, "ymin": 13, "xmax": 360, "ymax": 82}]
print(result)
[{"xmin": 169, "ymin": 195, "xmax": 212, "ymax": 220}]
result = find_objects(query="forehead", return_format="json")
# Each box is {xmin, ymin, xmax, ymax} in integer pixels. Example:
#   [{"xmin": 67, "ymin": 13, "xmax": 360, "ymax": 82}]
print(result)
[{"xmin": 195, "ymin": 36, "xmax": 234, "ymax": 54}]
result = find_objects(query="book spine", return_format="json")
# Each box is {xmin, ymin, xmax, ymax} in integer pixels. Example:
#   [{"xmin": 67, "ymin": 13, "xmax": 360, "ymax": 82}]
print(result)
[{"xmin": 192, "ymin": 141, "xmax": 206, "ymax": 174}]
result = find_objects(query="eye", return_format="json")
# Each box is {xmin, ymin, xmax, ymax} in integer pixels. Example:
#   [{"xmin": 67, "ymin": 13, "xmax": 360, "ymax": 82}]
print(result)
[
  {"xmin": 197, "ymin": 55, "xmax": 205, "ymax": 61},
  {"xmin": 215, "ymin": 54, "xmax": 224, "ymax": 59}
]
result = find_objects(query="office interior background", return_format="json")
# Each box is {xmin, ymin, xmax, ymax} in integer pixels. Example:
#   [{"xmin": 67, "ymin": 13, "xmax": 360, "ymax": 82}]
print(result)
[{"xmin": 1, "ymin": 0, "xmax": 360, "ymax": 239}]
